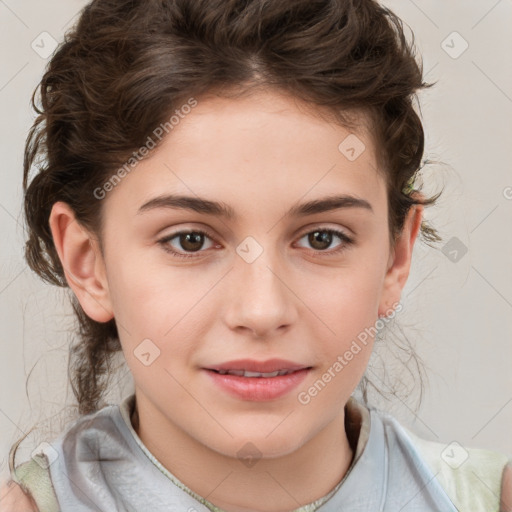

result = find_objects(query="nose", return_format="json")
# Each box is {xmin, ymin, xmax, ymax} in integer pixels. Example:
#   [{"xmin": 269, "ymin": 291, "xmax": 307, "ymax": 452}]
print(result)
[{"xmin": 224, "ymin": 243, "xmax": 298, "ymax": 339}]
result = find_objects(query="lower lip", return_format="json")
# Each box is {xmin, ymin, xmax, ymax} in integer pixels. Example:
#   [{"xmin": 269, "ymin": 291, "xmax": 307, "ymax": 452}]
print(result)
[{"xmin": 204, "ymin": 368, "xmax": 311, "ymax": 401}]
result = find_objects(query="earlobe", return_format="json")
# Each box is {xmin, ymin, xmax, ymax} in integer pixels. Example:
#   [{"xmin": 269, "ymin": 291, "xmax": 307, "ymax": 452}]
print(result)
[
  {"xmin": 49, "ymin": 201, "xmax": 114, "ymax": 323},
  {"xmin": 378, "ymin": 203, "xmax": 423, "ymax": 317}
]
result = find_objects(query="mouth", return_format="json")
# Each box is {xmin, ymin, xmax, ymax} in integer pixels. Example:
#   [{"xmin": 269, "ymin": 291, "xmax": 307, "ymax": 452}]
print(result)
[
  {"xmin": 207, "ymin": 368, "xmax": 307, "ymax": 378},
  {"xmin": 205, "ymin": 358, "xmax": 312, "ymax": 376},
  {"xmin": 203, "ymin": 359, "xmax": 313, "ymax": 401}
]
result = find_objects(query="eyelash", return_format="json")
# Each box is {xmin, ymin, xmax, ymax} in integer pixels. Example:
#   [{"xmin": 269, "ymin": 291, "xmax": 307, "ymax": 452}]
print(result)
[{"xmin": 157, "ymin": 227, "xmax": 354, "ymax": 260}]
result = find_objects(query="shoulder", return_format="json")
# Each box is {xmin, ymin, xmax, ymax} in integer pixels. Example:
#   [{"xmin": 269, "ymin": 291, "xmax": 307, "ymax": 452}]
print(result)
[
  {"xmin": 501, "ymin": 462, "xmax": 512, "ymax": 512},
  {"xmin": 0, "ymin": 479, "xmax": 39, "ymax": 511},
  {"xmin": 393, "ymin": 419, "xmax": 512, "ymax": 512},
  {"xmin": 6, "ymin": 454, "xmax": 60, "ymax": 512}
]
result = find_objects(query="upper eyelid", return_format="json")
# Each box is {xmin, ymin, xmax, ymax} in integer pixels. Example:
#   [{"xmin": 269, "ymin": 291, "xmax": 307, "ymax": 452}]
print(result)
[
  {"xmin": 297, "ymin": 225, "xmax": 352, "ymax": 238},
  {"xmin": 161, "ymin": 223, "xmax": 351, "ymax": 237}
]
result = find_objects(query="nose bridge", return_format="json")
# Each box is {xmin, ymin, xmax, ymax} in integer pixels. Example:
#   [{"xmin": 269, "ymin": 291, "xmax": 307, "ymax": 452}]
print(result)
[
  {"xmin": 236, "ymin": 234, "xmax": 285, "ymax": 298},
  {"xmin": 228, "ymin": 234, "xmax": 295, "ymax": 335}
]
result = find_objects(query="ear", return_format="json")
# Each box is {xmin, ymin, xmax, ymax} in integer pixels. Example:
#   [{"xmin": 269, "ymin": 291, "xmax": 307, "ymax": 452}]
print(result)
[
  {"xmin": 48, "ymin": 201, "xmax": 114, "ymax": 323},
  {"xmin": 378, "ymin": 202, "xmax": 423, "ymax": 317}
]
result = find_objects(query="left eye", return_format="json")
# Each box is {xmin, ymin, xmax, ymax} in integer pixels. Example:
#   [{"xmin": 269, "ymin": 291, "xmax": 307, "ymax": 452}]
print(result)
[
  {"xmin": 295, "ymin": 228, "xmax": 353, "ymax": 253},
  {"xmin": 158, "ymin": 227, "xmax": 354, "ymax": 259}
]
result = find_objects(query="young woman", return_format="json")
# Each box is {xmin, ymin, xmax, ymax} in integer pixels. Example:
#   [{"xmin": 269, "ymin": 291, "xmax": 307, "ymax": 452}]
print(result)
[{"xmin": 2, "ymin": 0, "xmax": 511, "ymax": 510}]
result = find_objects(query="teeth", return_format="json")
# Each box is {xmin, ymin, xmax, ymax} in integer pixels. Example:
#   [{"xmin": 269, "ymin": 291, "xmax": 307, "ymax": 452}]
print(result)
[
  {"xmin": 216, "ymin": 369, "xmax": 294, "ymax": 377},
  {"xmin": 244, "ymin": 370, "xmax": 280, "ymax": 378}
]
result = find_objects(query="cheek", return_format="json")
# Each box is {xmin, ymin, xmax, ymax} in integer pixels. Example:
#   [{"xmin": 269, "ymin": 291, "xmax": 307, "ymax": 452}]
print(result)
[
  {"xmin": 107, "ymin": 251, "xmax": 199, "ymax": 333},
  {"xmin": 300, "ymin": 261, "xmax": 384, "ymax": 390},
  {"xmin": 107, "ymin": 259, "xmax": 208, "ymax": 371},
  {"xmin": 306, "ymin": 263, "xmax": 385, "ymax": 335}
]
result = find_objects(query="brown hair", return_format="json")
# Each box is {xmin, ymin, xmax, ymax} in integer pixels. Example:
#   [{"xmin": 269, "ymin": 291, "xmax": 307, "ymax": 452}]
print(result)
[{"xmin": 14, "ymin": 0, "xmax": 441, "ymax": 465}]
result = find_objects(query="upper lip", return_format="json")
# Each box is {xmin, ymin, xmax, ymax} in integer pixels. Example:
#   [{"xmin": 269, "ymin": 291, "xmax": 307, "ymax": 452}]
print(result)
[{"xmin": 206, "ymin": 358, "xmax": 311, "ymax": 373}]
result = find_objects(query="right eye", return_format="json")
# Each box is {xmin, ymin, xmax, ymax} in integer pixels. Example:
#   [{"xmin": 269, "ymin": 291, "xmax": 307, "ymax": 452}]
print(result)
[{"xmin": 157, "ymin": 229, "xmax": 219, "ymax": 259}]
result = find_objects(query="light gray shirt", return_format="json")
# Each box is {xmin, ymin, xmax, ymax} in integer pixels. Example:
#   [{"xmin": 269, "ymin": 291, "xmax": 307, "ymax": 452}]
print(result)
[{"xmin": 12, "ymin": 393, "xmax": 510, "ymax": 511}]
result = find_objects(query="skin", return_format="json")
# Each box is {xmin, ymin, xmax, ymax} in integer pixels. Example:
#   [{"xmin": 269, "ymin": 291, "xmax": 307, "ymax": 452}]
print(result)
[
  {"xmin": 47, "ymin": 88, "xmax": 423, "ymax": 512},
  {"xmin": 0, "ymin": 479, "xmax": 38, "ymax": 511}
]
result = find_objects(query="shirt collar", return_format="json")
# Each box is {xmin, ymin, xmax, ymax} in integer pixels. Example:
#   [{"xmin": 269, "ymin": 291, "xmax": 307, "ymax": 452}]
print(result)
[{"xmin": 118, "ymin": 392, "xmax": 384, "ymax": 511}]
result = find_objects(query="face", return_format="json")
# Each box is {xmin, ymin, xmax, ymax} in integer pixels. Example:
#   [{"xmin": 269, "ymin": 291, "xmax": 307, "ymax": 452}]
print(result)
[{"xmin": 51, "ymin": 88, "xmax": 421, "ymax": 460}]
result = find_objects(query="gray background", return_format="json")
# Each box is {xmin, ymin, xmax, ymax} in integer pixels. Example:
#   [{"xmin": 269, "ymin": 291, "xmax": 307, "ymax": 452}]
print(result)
[{"xmin": 1, "ymin": 0, "xmax": 511, "ymax": 483}]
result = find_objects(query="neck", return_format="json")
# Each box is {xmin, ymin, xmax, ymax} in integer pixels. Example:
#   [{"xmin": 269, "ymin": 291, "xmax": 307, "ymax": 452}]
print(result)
[{"xmin": 133, "ymin": 396, "xmax": 356, "ymax": 512}]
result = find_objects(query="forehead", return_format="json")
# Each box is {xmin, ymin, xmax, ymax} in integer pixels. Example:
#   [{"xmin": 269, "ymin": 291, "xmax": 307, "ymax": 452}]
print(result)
[{"xmin": 102, "ymin": 89, "xmax": 385, "ymax": 218}]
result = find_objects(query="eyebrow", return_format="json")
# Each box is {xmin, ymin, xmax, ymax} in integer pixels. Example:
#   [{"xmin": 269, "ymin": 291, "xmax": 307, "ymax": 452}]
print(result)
[{"xmin": 137, "ymin": 193, "xmax": 373, "ymax": 219}]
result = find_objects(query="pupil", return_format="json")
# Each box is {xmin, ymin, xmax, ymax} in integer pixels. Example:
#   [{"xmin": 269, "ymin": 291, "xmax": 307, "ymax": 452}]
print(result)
[
  {"xmin": 310, "ymin": 231, "xmax": 331, "ymax": 250},
  {"xmin": 182, "ymin": 232, "xmax": 203, "ymax": 251}
]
